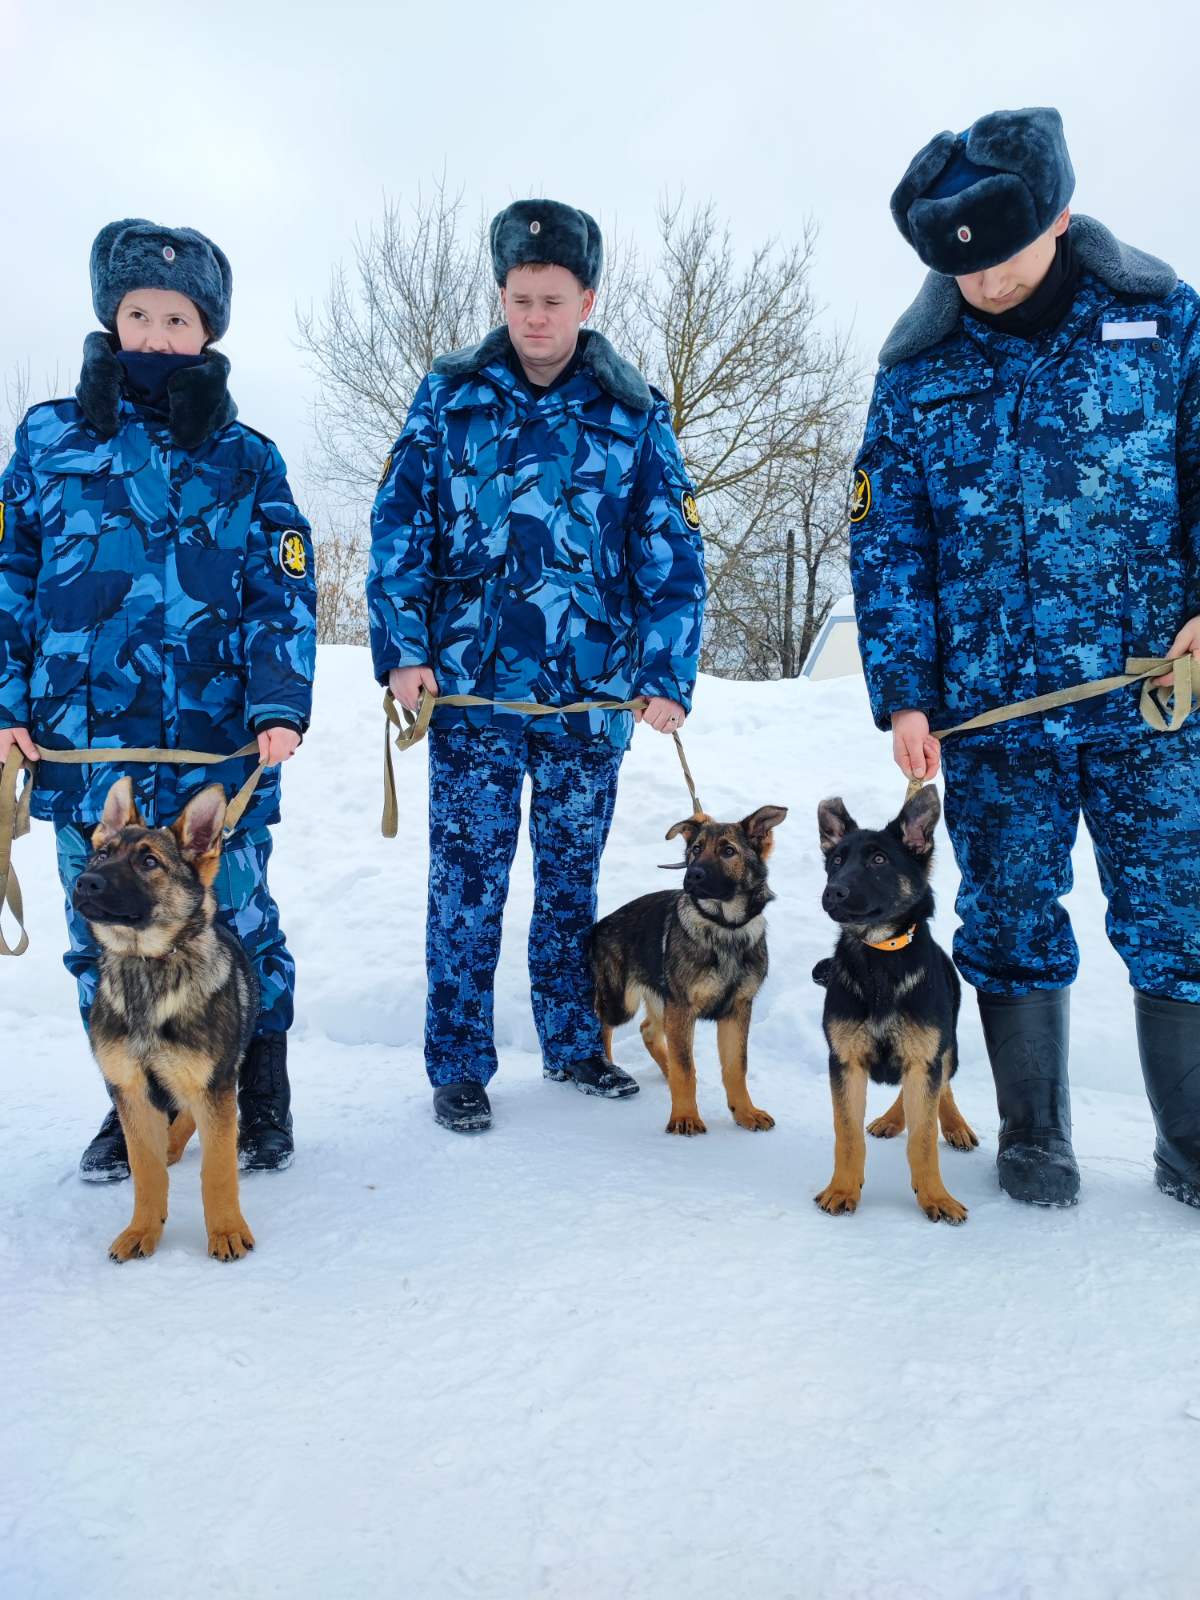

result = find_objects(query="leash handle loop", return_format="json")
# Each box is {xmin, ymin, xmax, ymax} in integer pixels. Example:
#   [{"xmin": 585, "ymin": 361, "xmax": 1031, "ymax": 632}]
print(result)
[
  {"xmin": 381, "ymin": 689, "xmax": 704, "ymax": 837},
  {"xmin": 901, "ymin": 654, "xmax": 1198, "ymax": 803},
  {"xmin": 0, "ymin": 739, "xmax": 265, "ymax": 957}
]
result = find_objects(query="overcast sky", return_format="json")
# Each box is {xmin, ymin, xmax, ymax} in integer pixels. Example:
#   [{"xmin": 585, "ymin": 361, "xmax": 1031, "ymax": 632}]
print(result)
[{"xmin": 4, "ymin": 0, "xmax": 1194, "ymax": 507}]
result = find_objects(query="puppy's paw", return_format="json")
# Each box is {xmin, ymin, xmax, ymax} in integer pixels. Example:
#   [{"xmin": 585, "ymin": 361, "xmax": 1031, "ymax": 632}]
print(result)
[
  {"xmin": 942, "ymin": 1123, "xmax": 980, "ymax": 1152},
  {"xmin": 915, "ymin": 1189, "xmax": 968, "ymax": 1224},
  {"xmin": 208, "ymin": 1220, "xmax": 255, "ymax": 1261},
  {"xmin": 109, "ymin": 1224, "xmax": 163, "ymax": 1262},
  {"xmin": 814, "ymin": 1184, "xmax": 861, "ymax": 1215},
  {"xmin": 665, "ymin": 1113, "xmax": 707, "ymax": 1137},
  {"xmin": 867, "ymin": 1112, "xmax": 904, "ymax": 1139},
  {"xmin": 732, "ymin": 1106, "xmax": 775, "ymax": 1131}
]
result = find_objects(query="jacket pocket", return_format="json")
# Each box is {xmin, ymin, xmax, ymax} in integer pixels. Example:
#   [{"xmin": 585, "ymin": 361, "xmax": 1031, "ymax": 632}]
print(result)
[
  {"xmin": 171, "ymin": 658, "xmax": 249, "ymax": 753},
  {"xmin": 911, "ymin": 373, "xmax": 999, "ymax": 471},
  {"xmin": 29, "ymin": 649, "xmax": 91, "ymax": 801}
]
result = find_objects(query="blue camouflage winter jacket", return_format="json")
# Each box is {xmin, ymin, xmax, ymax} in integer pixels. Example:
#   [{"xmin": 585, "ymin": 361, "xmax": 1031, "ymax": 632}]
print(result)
[
  {"xmin": 851, "ymin": 216, "xmax": 1200, "ymax": 744},
  {"xmin": 367, "ymin": 327, "xmax": 706, "ymax": 749},
  {"xmin": 0, "ymin": 335, "xmax": 316, "ymax": 826}
]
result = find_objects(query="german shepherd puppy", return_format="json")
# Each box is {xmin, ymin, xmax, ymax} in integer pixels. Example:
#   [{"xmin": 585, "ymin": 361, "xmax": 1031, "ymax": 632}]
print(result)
[
  {"xmin": 589, "ymin": 806, "xmax": 787, "ymax": 1135},
  {"xmin": 72, "ymin": 777, "xmax": 258, "ymax": 1262},
  {"xmin": 814, "ymin": 785, "xmax": 977, "ymax": 1224}
]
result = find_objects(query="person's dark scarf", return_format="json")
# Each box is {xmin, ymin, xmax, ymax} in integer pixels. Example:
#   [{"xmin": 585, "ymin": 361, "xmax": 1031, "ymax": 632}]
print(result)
[
  {"xmin": 116, "ymin": 350, "xmax": 206, "ymax": 413},
  {"xmin": 963, "ymin": 229, "xmax": 1082, "ymax": 340}
]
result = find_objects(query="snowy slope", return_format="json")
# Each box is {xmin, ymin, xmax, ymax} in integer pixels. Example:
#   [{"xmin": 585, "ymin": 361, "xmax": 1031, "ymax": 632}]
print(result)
[{"xmin": 2, "ymin": 648, "xmax": 1197, "ymax": 1600}]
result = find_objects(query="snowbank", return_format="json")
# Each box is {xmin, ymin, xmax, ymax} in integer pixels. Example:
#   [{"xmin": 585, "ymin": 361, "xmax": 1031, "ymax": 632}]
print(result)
[{"xmin": 1, "ymin": 648, "xmax": 1193, "ymax": 1599}]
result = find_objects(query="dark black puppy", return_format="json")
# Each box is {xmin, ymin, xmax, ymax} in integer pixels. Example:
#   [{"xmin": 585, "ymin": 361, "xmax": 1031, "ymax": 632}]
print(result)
[
  {"xmin": 813, "ymin": 785, "xmax": 977, "ymax": 1224},
  {"xmin": 589, "ymin": 806, "xmax": 787, "ymax": 1135}
]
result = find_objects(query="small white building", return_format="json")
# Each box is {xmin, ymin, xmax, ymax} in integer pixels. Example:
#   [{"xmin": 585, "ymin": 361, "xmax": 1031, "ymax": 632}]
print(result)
[{"xmin": 801, "ymin": 596, "xmax": 862, "ymax": 681}]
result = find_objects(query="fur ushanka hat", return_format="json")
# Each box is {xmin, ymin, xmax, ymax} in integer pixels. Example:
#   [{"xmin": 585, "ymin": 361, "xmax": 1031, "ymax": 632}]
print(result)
[
  {"xmin": 890, "ymin": 107, "xmax": 1075, "ymax": 276},
  {"xmin": 90, "ymin": 218, "xmax": 233, "ymax": 339},
  {"xmin": 490, "ymin": 199, "xmax": 603, "ymax": 290}
]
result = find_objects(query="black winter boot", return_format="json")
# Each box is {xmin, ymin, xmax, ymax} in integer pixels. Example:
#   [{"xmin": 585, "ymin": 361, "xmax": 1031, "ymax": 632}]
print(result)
[
  {"xmin": 432, "ymin": 1081, "xmax": 492, "ymax": 1133},
  {"xmin": 545, "ymin": 1056, "xmax": 640, "ymax": 1098},
  {"xmin": 238, "ymin": 1034, "xmax": 294, "ymax": 1172},
  {"xmin": 78, "ymin": 1102, "xmax": 130, "ymax": 1183},
  {"xmin": 1134, "ymin": 991, "xmax": 1200, "ymax": 1209},
  {"xmin": 977, "ymin": 989, "xmax": 1080, "ymax": 1208}
]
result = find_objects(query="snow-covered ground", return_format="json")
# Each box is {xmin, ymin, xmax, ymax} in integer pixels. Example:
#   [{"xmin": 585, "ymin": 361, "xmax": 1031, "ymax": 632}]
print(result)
[{"xmin": 2, "ymin": 649, "xmax": 1197, "ymax": 1600}]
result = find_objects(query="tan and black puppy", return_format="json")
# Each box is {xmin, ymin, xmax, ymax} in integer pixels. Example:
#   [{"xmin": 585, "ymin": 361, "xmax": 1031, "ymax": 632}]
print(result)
[
  {"xmin": 813, "ymin": 785, "xmax": 977, "ymax": 1225},
  {"xmin": 72, "ymin": 778, "xmax": 258, "ymax": 1262},
  {"xmin": 589, "ymin": 806, "xmax": 787, "ymax": 1135}
]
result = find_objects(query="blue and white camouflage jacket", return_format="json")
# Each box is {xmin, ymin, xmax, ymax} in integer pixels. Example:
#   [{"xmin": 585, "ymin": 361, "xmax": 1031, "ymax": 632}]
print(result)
[
  {"xmin": 367, "ymin": 327, "xmax": 706, "ymax": 749},
  {"xmin": 851, "ymin": 216, "xmax": 1200, "ymax": 745},
  {"xmin": 0, "ymin": 334, "xmax": 316, "ymax": 827}
]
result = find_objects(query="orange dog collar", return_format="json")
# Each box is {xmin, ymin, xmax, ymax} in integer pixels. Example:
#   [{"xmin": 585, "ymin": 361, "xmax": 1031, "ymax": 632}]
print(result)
[{"xmin": 863, "ymin": 924, "xmax": 917, "ymax": 953}]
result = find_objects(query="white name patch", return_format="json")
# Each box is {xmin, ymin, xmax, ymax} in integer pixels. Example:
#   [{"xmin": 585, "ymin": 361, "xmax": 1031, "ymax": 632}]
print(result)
[{"xmin": 1101, "ymin": 320, "xmax": 1158, "ymax": 341}]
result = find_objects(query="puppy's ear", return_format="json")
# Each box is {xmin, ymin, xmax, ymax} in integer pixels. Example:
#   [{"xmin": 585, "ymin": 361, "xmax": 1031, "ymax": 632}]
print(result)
[
  {"xmin": 665, "ymin": 811, "xmax": 711, "ymax": 844},
  {"xmin": 171, "ymin": 784, "xmax": 228, "ymax": 880},
  {"xmin": 896, "ymin": 784, "xmax": 940, "ymax": 856},
  {"xmin": 817, "ymin": 798, "xmax": 856, "ymax": 855},
  {"xmin": 740, "ymin": 805, "xmax": 788, "ymax": 856},
  {"xmin": 92, "ymin": 777, "xmax": 145, "ymax": 848}
]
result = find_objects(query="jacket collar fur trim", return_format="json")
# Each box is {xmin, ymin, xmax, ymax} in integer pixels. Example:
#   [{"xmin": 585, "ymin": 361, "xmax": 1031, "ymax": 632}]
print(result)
[
  {"xmin": 432, "ymin": 326, "xmax": 654, "ymax": 413},
  {"xmin": 76, "ymin": 331, "xmax": 238, "ymax": 448},
  {"xmin": 879, "ymin": 215, "xmax": 1178, "ymax": 370}
]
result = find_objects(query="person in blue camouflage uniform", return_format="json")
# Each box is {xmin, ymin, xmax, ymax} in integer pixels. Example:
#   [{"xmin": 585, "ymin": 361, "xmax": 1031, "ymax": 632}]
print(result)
[
  {"xmin": 0, "ymin": 218, "xmax": 316, "ymax": 1179},
  {"xmin": 852, "ymin": 107, "xmax": 1200, "ymax": 1211},
  {"xmin": 368, "ymin": 198, "xmax": 706, "ymax": 1132}
]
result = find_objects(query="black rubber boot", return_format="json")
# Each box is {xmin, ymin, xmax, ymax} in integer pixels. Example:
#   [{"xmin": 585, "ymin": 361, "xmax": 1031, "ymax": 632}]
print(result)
[
  {"xmin": 977, "ymin": 988, "xmax": 1080, "ymax": 1207},
  {"xmin": 1134, "ymin": 991, "xmax": 1200, "ymax": 1209},
  {"xmin": 544, "ymin": 1056, "xmax": 640, "ymax": 1098},
  {"xmin": 432, "ymin": 1081, "xmax": 492, "ymax": 1133},
  {"xmin": 237, "ymin": 1034, "xmax": 295, "ymax": 1172},
  {"xmin": 78, "ymin": 1101, "xmax": 130, "ymax": 1184}
]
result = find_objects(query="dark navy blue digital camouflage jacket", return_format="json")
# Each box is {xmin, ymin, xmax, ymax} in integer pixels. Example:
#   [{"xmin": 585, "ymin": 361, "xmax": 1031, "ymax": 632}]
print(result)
[
  {"xmin": 0, "ymin": 336, "xmax": 316, "ymax": 826},
  {"xmin": 367, "ymin": 327, "xmax": 706, "ymax": 749},
  {"xmin": 851, "ymin": 216, "xmax": 1200, "ymax": 744}
]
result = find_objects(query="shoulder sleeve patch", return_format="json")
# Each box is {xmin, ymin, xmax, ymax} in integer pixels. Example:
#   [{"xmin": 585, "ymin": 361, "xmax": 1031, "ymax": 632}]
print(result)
[
  {"xmin": 849, "ymin": 468, "xmax": 871, "ymax": 524},
  {"xmin": 278, "ymin": 529, "xmax": 309, "ymax": 580},
  {"xmin": 681, "ymin": 490, "xmax": 701, "ymax": 532}
]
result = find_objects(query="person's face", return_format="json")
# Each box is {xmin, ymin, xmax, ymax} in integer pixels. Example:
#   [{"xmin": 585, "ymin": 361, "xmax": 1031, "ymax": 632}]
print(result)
[
  {"xmin": 501, "ymin": 264, "xmax": 595, "ymax": 369},
  {"xmin": 115, "ymin": 288, "xmax": 208, "ymax": 355},
  {"xmin": 955, "ymin": 208, "xmax": 1071, "ymax": 314}
]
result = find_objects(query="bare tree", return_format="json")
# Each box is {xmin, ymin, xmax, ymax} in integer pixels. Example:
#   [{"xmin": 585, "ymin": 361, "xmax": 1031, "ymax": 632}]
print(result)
[
  {"xmin": 0, "ymin": 362, "xmax": 34, "ymax": 464},
  {"xmin": 314, "ymin": 522, "xmax": 372, "ymax": 646},
  {"xmin": 703, "ymin": 421, "xmax": 858, "ymax": 678},
  {"xmin": 606, "ymin": 199, "xmax": 863, "ymax": 676},
  {"xmin": 296, "ymin": 178, "xmax": 495, "ymax": 509},
  {"xmin": 0, "ymin": 361, "xmax": 71, "ymax": 464}
]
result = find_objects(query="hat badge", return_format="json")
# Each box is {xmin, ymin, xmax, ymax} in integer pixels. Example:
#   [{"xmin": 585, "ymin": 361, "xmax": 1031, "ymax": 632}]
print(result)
[
  {"xmin": 956, "ymin": 225, "xmax": 972, "ymax": 244},
  {"xmin": 162, "ymin": 245, "xmax": 176, "ymax": 262},
  {"xmin": 529, "ymin": 220, "xmax": 541, "ymax": 235}
]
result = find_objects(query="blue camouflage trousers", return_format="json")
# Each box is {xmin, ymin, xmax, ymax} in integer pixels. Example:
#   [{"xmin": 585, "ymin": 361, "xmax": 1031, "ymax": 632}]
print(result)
[
  {"xmin": 55, "ymin": 822, "xmax": 295, "ymax": 1036},
  {"xmin": 425, "ymin": 726, "xmax": 623, "ymax": 1087},
  {"xmin": 941, "ymin": 722, "xmax": 1200, "ymax": 1002}
]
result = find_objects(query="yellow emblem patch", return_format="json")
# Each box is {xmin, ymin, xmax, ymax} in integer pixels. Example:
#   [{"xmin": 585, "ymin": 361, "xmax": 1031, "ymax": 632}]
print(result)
[
  {"xmin": 681, "ymin": 491, "xmax": 701, "ymax": 532},
  {"xmin": 0, "ymin": 502, "xmax": 5, "ymax": 544},
  {"xmin": 849, "ymin": 468, "xmax": 872, "ymax": 524},
  {"xmin": 378, "ymin": 451, "xmax": 393, "ymax": 489},
  {"xmin": 279, "ymin": 530, "xmax": 308, "ymax": 580}
]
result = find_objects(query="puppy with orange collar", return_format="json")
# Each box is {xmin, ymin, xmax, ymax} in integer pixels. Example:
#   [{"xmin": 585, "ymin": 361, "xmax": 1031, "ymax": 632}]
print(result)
[{"xmin": 813, "ymin": 786, "xmax": 977, "ymax": 1223}]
